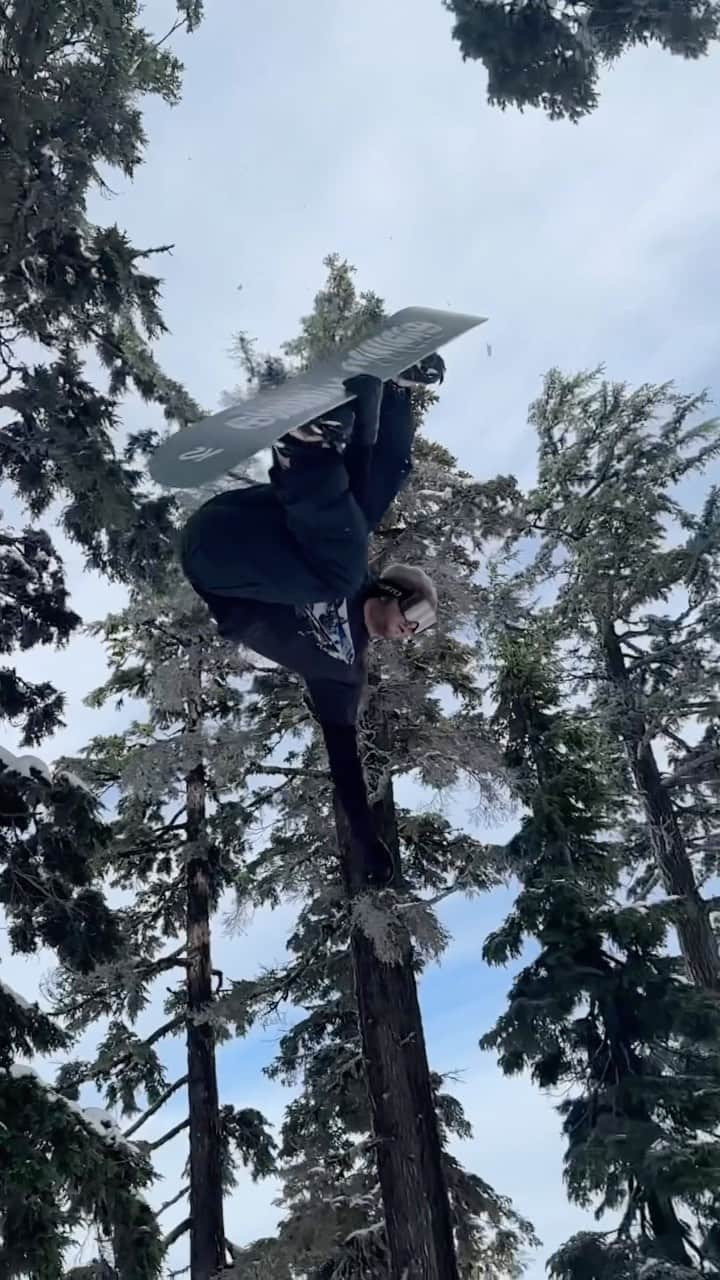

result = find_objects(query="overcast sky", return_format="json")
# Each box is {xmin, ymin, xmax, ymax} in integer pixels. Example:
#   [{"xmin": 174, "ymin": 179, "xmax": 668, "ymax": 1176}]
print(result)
[{"xmin": 4, "ymin": 0, "xmax": 720, "ymax": 1274}]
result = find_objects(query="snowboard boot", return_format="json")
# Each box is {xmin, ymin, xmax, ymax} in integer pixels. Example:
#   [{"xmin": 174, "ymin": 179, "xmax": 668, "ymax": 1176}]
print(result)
[
  {"xmin": 272, "ymin": 406, "xmax": 355, "ymax": 469},
  {"xmin": 393, "ymin": 351, "xmax": 446, "ymax": 389}
]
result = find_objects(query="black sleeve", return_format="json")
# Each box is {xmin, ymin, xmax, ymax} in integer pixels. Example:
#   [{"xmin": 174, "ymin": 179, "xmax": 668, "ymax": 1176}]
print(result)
[
  {"xmin": 306, "ymin": 676, "xmax": 375, "ymax": 846},
  {"xmin": 318, "ymin": 718, "xmax": 375, "ymax": 847}
]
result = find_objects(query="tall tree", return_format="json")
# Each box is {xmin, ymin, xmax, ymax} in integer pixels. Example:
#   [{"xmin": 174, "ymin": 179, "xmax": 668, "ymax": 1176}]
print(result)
[
  {"xmin": 0, "ymin": 6, "xmax": 208, "ymax": 1269},
  {"xmin": 444, "ymin": 0, "xmax": 720, "ymax": 119},
  {"xmin": 0, "ymin": 747, "xmax": 162, "ymax": 1278},
  {"xmin": 54, "ymin": 568, "xmax": 276, "ymax": 1280},
  {"xmin": 511, "ymin": 369, "xmax": 720, "ymax": 990},
  {"xmin": 224, "ymin": 857, "xmax": 536, "ymax": 1280},
  {"xmin": 481, "ymin": 624, "xmax": 720, "ymax": 1278},
  {"xmin": 220, "ymin": 256, "xmax": 532, "ymax": 1279},
  {"xmin": 0, "ymin": 0, "xmax": 207, "ymax": 1157},
  {"xmin": 0, "ymin": 0, "xmax": 204, "ymax": 790}
]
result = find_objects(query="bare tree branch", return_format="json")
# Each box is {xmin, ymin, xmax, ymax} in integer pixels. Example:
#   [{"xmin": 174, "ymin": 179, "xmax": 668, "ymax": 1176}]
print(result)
[
  {"xmin": 246, "ymin": 763, "xmax": 328, "ymax": 780},
  {"xmin": 158, "ymin": 1184, "xmax": 190, "ymax": 1217},
  {"xmin": 148, "ymin": 1116, "xmax": 190, "ymax": 1152},
  {"xmin": 163, "ymin": 1217, "xmax": 191, "ymax": 1251},
  {"xmin": 124, "ymin": 1074, "xmax": 189, "ymax": 1138},
  {"xmin": 154, "ymin": 16, "xmax": 187, "ymax": 49}
]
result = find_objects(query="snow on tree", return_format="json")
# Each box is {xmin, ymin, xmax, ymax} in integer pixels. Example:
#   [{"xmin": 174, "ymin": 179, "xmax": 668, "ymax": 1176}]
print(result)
[
  {"xmin": 1, "ymin": 1055, "xmax": 163, "ymax": 1280},
  {"xmin": 0, "ymin": 0, "xmax": 206, "ymax": 809},
  {"xmin": 481, "ymin": 624, "xmax": 720, "ymax": 1277},
  {"xmin": 507, "ymin": 369, "xmax": 720, "ymax": 991},
  {"xmin": 0, "ymin": 522, "xmax": 80, "ymax": 746},
  {"xmin": 223, "ymin": 880, "xmax": 537, "ymax": 1280},
  {"xmin": 0, "ymin": 746, "xmax": 122, "ymax": 970},
  {"xmin": 0, "ymin": 0, "xmax": 205, "ymax": 577},
  {"xmin": 0, "ymin": 753, "xmax": 162, "ymax": 1277},
  {"xmin": 52, "ymin": 565, "xmax": 276, "ymax": 1280}
]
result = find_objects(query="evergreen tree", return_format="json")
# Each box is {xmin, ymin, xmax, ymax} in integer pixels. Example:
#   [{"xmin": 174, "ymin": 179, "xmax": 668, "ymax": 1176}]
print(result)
[
  {"xmin": 0, "ymin": 0, "xmax": 204, "ymax": 798},
  {"xmin": 0, "ymin": 523, "xmax": 80, "ymax": 747},
  {"xmin": 0, "ymin": 7, "xmax": 209, "ymax": 1269},
  {"xmin": 53, "ymin": 566, "xmax": 276, "ymax": 1280},
  {"xmin": 444, "ymin": 0, "xmax": 720, "ymax": 119},
  {"xmin": 512, "ymin": 369, "xmax": 720, "ymax": 990},
  {"xmin": 481, "ymin": 624, "xmax": 720, "ymax": 1279},
  {"xmin": 0, "ymin": 0, "xmax": 203, "ymax": 575},
  {"xmin": 0, "ymin": 747, "xmax": 163, "ymax": 1278},
  {"xmin": 224, "ymin": 872, "xmax": 536, "ymax": 1280},
  {"xmin": 218, "ymin": 256, "xmax": 534, "ymax": 1279}
]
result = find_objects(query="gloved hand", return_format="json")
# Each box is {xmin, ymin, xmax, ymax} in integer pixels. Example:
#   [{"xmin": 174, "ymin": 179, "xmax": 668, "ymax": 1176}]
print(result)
[{"xmin": 318, "ymin": 716, "xmax": 395, "ymax": 889}]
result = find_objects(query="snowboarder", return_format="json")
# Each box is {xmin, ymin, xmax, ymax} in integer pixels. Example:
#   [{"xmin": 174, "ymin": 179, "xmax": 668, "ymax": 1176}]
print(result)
[{"xmin": 179, "ymin": 356, "xmax": 445, "ymax": 886}]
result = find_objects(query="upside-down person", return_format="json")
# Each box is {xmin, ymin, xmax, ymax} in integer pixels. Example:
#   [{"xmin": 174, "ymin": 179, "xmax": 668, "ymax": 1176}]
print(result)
[{"xmin": 179, "ymin": 356, "xmax": 444, "ymax": 886}]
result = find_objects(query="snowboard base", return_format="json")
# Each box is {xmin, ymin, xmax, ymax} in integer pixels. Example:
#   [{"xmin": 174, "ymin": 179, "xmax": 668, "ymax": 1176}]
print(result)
[{"xmin": 149, "ymin": 306, "xmax": 485, "ymax": 489}]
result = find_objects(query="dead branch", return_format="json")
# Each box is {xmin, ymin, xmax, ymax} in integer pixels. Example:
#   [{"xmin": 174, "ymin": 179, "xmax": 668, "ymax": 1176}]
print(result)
[
  {"xmin": 147, "ymin": 1116, "xmax": 190, "ymax": 1152},
  {"xmin": 124, "ymin": 1074, "xmax": 189, "ymax": 1138}
]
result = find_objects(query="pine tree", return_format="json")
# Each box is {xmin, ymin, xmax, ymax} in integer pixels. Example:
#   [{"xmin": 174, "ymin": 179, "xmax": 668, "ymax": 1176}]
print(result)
[
  {"xmin": 481, "ymin": 624, "xmax": 720, "ymax": 1279},
  {"xmin": 0, "ymin": 0, "xmax": 204, "ymax": 576},
  {"xmin": 510, "ymin": 370, "xmax": 720, "ymax": 991},
  {"xmin": 444, "ymin": 0, "xmax": 720, "ymax": 120},
  {"xmin": 0, "ymin": 747, "xmax": 163, "ymax": 1278},
  {"xmin": 218, "ymin": 256, "xmax": 534, "ymax": 1279},
  {"xmin": 0, "ymin": 8, "xmax": 211, "ymax": 1269},
  {"xmin": 0, "ymin": 524, "xmax": 81, "ymax": 744},
  {"xmin": 53, "ymin": 565, "xmax": 276, "ymax": 1280},
  {"xmin": 224, "ymin": 872, "xmax": 536, "ymax": 1280},
  {"xmin": 0, "ymin": 0, "xmax": 205, "ymax": 804}
]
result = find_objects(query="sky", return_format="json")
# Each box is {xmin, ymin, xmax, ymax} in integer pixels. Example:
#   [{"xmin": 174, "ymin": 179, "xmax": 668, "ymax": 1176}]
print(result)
[{"xmin": 3, "ymin": 0, "xmax": 720, "ymax": 1274}]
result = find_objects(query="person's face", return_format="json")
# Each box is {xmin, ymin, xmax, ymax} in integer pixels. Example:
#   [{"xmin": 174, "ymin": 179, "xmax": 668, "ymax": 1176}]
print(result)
[{"xmin": 363, "ymin": 596, "xmax": 418, "ymax": 641}]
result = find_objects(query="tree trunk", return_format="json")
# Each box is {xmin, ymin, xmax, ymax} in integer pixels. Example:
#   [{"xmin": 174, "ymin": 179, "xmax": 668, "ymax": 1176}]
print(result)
[
  {"xmin": 596, "ymin": 955, "xmax": 695, "ymax": 1268},
  {"xmin": 185, "ymin": 750, "xmax": 226, "ymax": 1280},
  {"xmin": 336, "ymin": 735, "xmax": 459, "ymax": 1280},
  {"xmin": 646, "ymin": 1192, "xmax": 694, "ymax": 1267},
  {"xmin": 600, "ymin": 620, "xmax": 720, "ymax": 990}
]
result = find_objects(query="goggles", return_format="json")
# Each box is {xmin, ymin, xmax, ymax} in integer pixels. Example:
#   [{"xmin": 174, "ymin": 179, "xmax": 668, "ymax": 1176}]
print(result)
[{"xmin": 380, "ymin": 583, "xmax": 437, "ymax": 635}]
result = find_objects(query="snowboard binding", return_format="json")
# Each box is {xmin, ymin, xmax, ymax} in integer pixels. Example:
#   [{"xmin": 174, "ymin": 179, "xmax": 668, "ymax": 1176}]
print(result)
[{"xmin": 393, "ymin": 352, "xmax": 446, "ymax": 388}]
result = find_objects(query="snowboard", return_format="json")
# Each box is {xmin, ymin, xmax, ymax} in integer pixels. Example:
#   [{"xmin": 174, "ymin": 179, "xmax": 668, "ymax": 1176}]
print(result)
[{"xmin": 148, "ymin": 306, "xmax": 485, "ymax": 489}]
